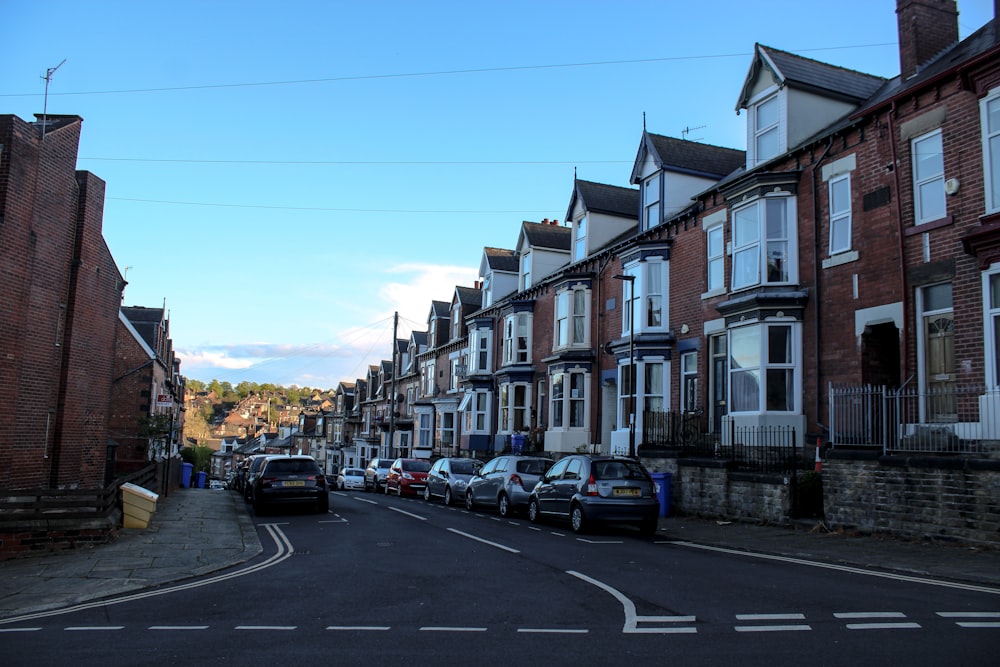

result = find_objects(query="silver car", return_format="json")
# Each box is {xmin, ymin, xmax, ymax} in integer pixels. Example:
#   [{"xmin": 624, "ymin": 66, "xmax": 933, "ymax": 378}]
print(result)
[
  {"xmin": 336, "ymin": 467, "xmax": 366, "ymax": 491},
  {"xmin": 464, "ymin": 455, "xmax": 552, "ymax": 517},
  {"xmin": 424, "ymin": 457, "xmax": 483, "ymax": 505}
]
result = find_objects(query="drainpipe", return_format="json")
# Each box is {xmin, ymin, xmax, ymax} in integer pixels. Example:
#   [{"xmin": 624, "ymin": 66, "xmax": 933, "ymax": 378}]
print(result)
[
  {"xmin": 887, "ymin": 101, "xmax": 910, "ymax": 383},
  {"xmin": 811, "ymin": 137, "xmax": 833, "ymax": 431}
]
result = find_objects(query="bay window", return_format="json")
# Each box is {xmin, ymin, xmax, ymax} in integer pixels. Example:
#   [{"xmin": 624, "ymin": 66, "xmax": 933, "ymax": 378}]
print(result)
[
  {"xmin": 729, "ymin": 323, "xmax": 799, "ymax": 413},
  {"xmin": 498, "ymin": 383, "xmax": 529, "ymax": 432},
  {"xmin": 982, "ymin": 89, "xmax": 1000, "ymax": 214},
  {"xmin": 555, "ymin": 288, "xmax": 589, "ymax": 349},
  {"xmin": 732, "ymin": 196, "xmax": 795, "ymax": 290},
  {"xmin": 551, "ymin": 371, "xmax": 587, "ymax": 429},
  {"xmin": 503, "ymin": 313, "xmax": 531, "ymax": 365}
]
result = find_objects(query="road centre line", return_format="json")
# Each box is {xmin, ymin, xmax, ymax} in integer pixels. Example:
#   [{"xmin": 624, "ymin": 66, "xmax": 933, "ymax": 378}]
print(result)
[
  {"xmin": 327, "ymin": 626, "xmax": 390, "ymax": 631},
  {"xmin": 845, "ymin": 622, "xmax": 921, "ymax": 630},
  {"xmin": 834, "ymin": 612, "xmax": 906, "ymax": 619},
  {"xmin": 420, "ymin": 626, "xmax": 487, "ymax": 632},
  {"xmin": 737, "ymin": 613, "xmax": 806, "ymax": 620},
  {"xmin": 735, "ymin": 624, "xmax": 812, "ymax": 632},
  {"xmin": 956, "ymin": 622, "xmax": 1000, "ymax": 628},
  {"xmin": 517, "ymin": 628, "xmax": 589, "ymax": 634},
  {"xmin": 65, "ymin": 626, "xmax": 124, "ymax": 631},
  {"xmin": 235, "ymin": 626, "xmax": 296, "ymax": 631},
  {"xmin": 937, "ymin": 611, "xmax": 1000, "ymax": 617},
  {"xmin": 667, "ymin": 541, "xmax": 1000, "ymax": 595},
  {"xmin": 447, "ymin": 528, "xmax": 520, "ymax": 553},
  {"xmin": 0, "ymin": 627, "xmax": 41, "ymax": 632},
  {"xmin": 388, "ymin": 506, "xmax": 427, "ymax": 521},
  {"xmin": 149, "ymin": 626, "xmax": 209, "ymax": 630}
]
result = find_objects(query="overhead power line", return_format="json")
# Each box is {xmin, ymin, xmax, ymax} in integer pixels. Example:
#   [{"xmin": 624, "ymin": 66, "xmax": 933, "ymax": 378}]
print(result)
[
  {"xmin": 82, "ymin": 157, "xmax": 629, "ymax": 165},
  {"xmin": 1, "ymin": 43, "xmax": 895, "ymax": 98},
  {"xmin": 107, "ymin": 196, "xmax": 554, "ymax": 214}
]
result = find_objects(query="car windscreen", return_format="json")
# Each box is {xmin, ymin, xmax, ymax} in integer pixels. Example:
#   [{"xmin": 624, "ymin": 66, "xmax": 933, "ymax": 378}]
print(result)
[
  {"xmin": 450, "ymin": 460, "xmax": 480, "ymax": 475},
  {"xmin": 517, "ymin": 459, "xmax": 550, "ymax": 475},
  {"xmin": 264, "ymin": 459, "xmax": 321, "ymax": 474},
  {"xmin": 404, "ymin": 460, "xmax": 432, "ymax": 472}
]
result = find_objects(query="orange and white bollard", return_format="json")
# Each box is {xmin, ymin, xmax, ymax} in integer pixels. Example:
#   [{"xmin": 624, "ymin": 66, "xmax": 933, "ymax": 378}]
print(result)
[{"xmin": 814, "ymin": 437, "xmax": 823, "ymax": 473}]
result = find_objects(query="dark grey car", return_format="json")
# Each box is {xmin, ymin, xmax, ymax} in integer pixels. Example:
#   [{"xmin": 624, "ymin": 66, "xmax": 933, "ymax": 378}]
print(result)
[
  {"xmin": 424, "ymin": 457, "xmax": 483, "ymax": 505},
  {"xmin": 465, "ymin": 455, "xmax": 551, "ymax": 517},
  {"xmin": 527, "ymin": 455, "xmax": 659, "ymax": 535}
]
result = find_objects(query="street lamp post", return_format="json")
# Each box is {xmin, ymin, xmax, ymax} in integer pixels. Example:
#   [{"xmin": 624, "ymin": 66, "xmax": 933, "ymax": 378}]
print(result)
[{"xmin": 613, "ymin": 274, "xmax": 636, "ymax": 458}]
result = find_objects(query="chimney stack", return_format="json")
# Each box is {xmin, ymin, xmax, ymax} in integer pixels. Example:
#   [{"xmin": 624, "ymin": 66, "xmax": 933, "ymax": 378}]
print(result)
[{"xmin": 896, "ymin": 0, "xmax": 959, "ymax": 79}]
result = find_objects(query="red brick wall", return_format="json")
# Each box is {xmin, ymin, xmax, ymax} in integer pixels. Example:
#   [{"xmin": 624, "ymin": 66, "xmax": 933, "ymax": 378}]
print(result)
[{"xmin": 0, "ymin": 115, "xmax": 122, "ymax": 490}]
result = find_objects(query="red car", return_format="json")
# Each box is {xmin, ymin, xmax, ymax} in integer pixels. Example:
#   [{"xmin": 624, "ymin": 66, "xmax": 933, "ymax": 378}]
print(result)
[{"xmin": 386, "ymin": 458, "xmax": 431, "ymax": 497}]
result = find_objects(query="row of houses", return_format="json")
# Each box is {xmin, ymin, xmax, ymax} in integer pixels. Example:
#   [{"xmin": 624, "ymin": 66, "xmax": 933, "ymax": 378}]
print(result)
[
  {"xmin": 319, "ymin": 1, "xmax": 1000, "ymax": 484},
  {"xmin": 0, "ymin": 114, "xmax": 185, "ymax": 494}
]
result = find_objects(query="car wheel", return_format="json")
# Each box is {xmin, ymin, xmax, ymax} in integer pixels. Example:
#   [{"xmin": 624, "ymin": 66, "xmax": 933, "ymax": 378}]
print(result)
[
  {"xmin": 570, "ymin": 503, "xmax": 587, "ymax": 534},
  {"xmin": 444, "ymin": 487, "xmax": 453, "ymax": 506},
  {"xmin": 396, "ymin": 484, "xmax": 402, "ymax": 497},
  {"xmin": 527, "ymin": 497, "xmax": 541, "ymax": 524},
  {"xmin": 498, "ymin": 493, "xmax": 511, "ymax": 518},
  {"xmin": 465, "ymin": 489, "xmax": 475, "ymax": 511}
]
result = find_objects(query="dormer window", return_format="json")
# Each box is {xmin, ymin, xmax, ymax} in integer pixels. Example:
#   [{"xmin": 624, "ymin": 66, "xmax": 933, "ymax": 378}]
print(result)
[
  {"xmin": 643, "ymin": 175, "xmax": 660, "ymax": 231},
  {"xmin": 452, "ymin": 302, "xmax": 461, "ymax": 340},
  {"xmin": 521, "ymin": 252, "xmax": 532, "ymax": 291},
  {"xmin": 747, "ymin": 91, "xmax": 785, "ymax": 168},
  {"xmin": 574, "ymin": 216, "xmax": 587, "ymax": 261}
]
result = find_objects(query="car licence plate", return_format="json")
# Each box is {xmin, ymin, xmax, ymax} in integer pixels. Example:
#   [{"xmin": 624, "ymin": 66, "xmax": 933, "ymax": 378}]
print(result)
[
  {"xmin": 613, "ymin": 488, "xmax": 639, "ymax": 497},
  {"xmin": 282, "ymin": 480, "xmax": 305, "ymax": 487}
]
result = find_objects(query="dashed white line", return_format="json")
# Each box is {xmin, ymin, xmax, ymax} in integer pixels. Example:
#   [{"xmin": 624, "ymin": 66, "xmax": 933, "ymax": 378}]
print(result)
[
  {"xmin": 447, "ymin": 528, "xmax": 520, "ymax": 554},
  {"xmin": 845, "ymin": 622, "xmax": 921, "ymax": 630},
  {"xmin": 327, "ymin": 626, "xmax": 390, "ymax": 631},
  {"xmin": 65, "ymin": 626, "xmax": 123, "ymax": 631},
  {"xmin": 149, "ymin": 625, "xmax": 209, "ymax": 630},
  {"xmin": 419, "ymin": 626, "xmax": 487, "ymax": 632},
  {"xmin": 0, "ymin": 627, "xmax": 41, "ymax": 632},
  {"xmin": 517, "ymin": 628, "xmax": 589, "ymax": 634},
  {"xmin": 834, "ymin": 612, "xmax": 906, "ymax": 619},
  {"xmin": 736, "ymin": 624, "xmax": 812, "ymax": 633},
  {"xmin": 235, "ymin": 625, "xmax": 296, "ymax": 631},
  {"xmin": 736, "ymin": 613, "xmax": 806, "ymax": 621}
]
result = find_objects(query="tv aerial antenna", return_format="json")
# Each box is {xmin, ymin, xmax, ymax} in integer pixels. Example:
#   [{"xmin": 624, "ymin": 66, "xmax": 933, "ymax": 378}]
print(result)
[
  {"xmin": 41, "ymin": 59, "xmax": 66, "ymax": 140},
  {"xmin": 681, "ymin": 124, "xmax": 707, "ymax": 141}
]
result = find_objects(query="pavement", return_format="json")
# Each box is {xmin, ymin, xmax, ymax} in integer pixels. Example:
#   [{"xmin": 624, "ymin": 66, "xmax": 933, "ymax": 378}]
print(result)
[{"xmin": 1, "ymin": 487, "xmax": 998, "ymax": 623}]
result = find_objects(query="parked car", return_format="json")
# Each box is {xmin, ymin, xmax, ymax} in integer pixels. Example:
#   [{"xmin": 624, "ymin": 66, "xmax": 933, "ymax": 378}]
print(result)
[
  {"xmin": 337, "ymin": 467, "xmax": 366, "ymax": 491},
  {"xmin": 385, "ymin": 458, "xmax": 431, "ymax": 497},
  {"xmin": 251, "ymin": 455, "xmax": 329, "ymax": 515},
  {"xmin": 364, "ymin": 458, "xmax": 393, "ymax": 493},
  {"xmin": 242, "ymin": 454, "xmax": 273, "ymax": 502},
  {"xmin": 465, "ymin": 455, "xmax": 552, "ymax": 517},
  {"xmin": 424, "ymin": 457, "xmax": 484, "ymax": 505},
  {"xmin": 527, "ymin": 455, "xmax": 659, "ymax": 535}
]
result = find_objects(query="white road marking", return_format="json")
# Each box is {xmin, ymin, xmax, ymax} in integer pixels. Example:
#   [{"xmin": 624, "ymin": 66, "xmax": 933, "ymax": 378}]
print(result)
[
  {"xmin": 517, "ymin": 628, "xmax": 589, "ymax": 634},
  {"xmin": 419, "ymin": 626, "xmax": 487, "ymax": 632},
  {"xmin": 735, "ymin": 624, "xmax": 812, "ymax": 632},
  {"xmin": 149, "ymin": 625, "xmax": 209, "ymax": 630},
  {"xmin": 845, "ymin": 622, "xmax": 921, "ymax": 630},
  {"xmin": 834, "ymin": 612, "xmax": 906, "ymax": 619},
  {"xmin": 956, "ymin": 622, "xmax": 1000, "ymax": 628},
  {"xmin": 327, "ymin": 626, "xmax": 391, "ymax": 631},
  {"xmin": 737, "ymin": 613, "xmax": 806, "ymax": 621},
  {"xmin": 353, "ymin": 497, "xmax": 378, "ymax": 505},
  {"xmin": 235, "ymin": 625, "xmax": 296, "ymax": 630},
  {"xmin": 0, "ymin": 627, "xmax": 40, "ymax": 632},
  {"xmin": 937, "ymin": 611, "xmax": 1000, "ymax": 618},
  {"xmin": 65, "ymin": 626, "xmax": 123, "ymax": 631},
  {"xmin": 667, "ymin": 541, "xmax": 1000, "ymax": 595},
  {"xmin": 577, "ymin": 538, "xmax": 624, "ymax": 544},
  {"xmin": 388, "ymin": 506, "xmax": 427, "ymax": 521},
  {"xmin": 567, "ymin": 570, "xmax": 698, "ymax": 634},
  {"xmin": 447, "ymin": 528, "xmax": 520, "ymax": 554},
  {"xmin": 0, "ymin": 523, "xmax": 295, "ymax": 625}
]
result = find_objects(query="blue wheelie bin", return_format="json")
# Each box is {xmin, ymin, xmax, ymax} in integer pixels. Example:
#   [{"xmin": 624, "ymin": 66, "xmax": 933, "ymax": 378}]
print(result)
[{"xmin": 650, "ymin": 472, "xmax": 672, "ymax": 517}]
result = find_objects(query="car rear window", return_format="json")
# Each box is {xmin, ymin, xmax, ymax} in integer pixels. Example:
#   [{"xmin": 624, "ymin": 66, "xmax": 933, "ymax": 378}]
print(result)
[
  {"xmin": 592, "ymin": 460, "xmax": 648, "ymax": 480},
  {"xmin": 451, "ymin": 460, "xmax": 480, "ymax": 475},
  {"xmin": 517, "ymin": 459, "xmax": 549, "ymax": 475},
  {"xmin": 265, "ymin": 459, "xmax": 321, "ymax": 474},
  {"xmin": 346, "ymin": 469, "xmax": 365, "ymax": 475},
  {"xmin": 377, "ymin": 460, "xmax": 392, "ymax": 469}
]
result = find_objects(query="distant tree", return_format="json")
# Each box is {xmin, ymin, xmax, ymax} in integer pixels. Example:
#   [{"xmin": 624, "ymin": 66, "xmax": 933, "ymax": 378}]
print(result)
[
  {"xmin": 236, "ymin": 381, "xmax": 258, "ymax": 399},
  {"xmin": 179, "ymin": 444, "xmax": 213, "ymax": 474},
  {"xmin": 187, "ymin": 379, "xmax": 206, "ymax": 393}
]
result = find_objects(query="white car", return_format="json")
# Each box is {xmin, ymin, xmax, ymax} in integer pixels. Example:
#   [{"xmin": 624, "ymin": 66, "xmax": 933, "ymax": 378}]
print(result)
[{"xmin": 337, "ymin": 467, "xmax": 366, "ymax": 491}]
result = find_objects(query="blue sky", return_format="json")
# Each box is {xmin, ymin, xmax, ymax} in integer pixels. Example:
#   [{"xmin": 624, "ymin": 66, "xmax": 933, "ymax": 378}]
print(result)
[{"xmin": 2, "ymin": 1, "xmax": 993, "ymax": 390}]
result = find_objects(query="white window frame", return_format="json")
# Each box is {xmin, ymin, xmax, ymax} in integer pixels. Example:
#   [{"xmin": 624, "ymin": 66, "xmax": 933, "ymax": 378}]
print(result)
[
  {"xmin": 728, "ymin": 322, "xmax": 800, "ymax": 414},
  {"xmin": 680, "ymin": 352, "xmax": 698, "ymax": 413},
  {"xmin": 471, "ymin": 328, "xmax": 491, "ymax": 373},
  {"xmin": 473, "ymin": 390, "xmax": 489, "ymax": 432},
  {"xmin": 984, "ymin": 265, "xmax": 1000, "ymax": 388},
  {"xmin": 750, "ymin": 92, "xmax": 784, "ymax": 167},
  {"xmin": 502, "ymin": 313, "xmax": 531, "ymax": 365},
  {"xmin": 521, "ymin": 252, "xmax": 532, "ymax": 291},
  {"xmin": 731, "ymin": 195, "xmax": 796, "ymax": 290},
  {"xmin": 452, "ymin": 302, "xmax": 461, "ymax": 340},
  {"xmin": 643, "ymin": 361, "xmax": 665, "ymax": 415},
  {"xmin": 438, "ymin": 411, "xmax": 456, "ymax": 447},
  {"xmin": 498, "ymin": 382, "xmax": 530, "ymax": 433},
  {"xmin": 550, "ymin": 370, "xmax": 589, "ymax": 431},
  {"xmin": 643, "ymin": 174, "xmax": 660, "ymax": 230},
  {"xmin": 828, "ymin": 173, "xmax": 852, "ymax": 255},
  {"xmin": 981, "ymin": 88, "xmax": 1000, "ymax": 215},
  {"xmin": 574, "ymin": 216, "xmax": 588, "ymax": 261},
  {"xmin": 706, "ymin": 222, "xmax": 725, "ymax": 293},
  {"xmin": 912, "ymin": 128, "xmax": 946, "ymax": 225},
  {"xmin": 554, "ymin": 287, "xmax": 590, "ymax": 350},
  {"xmin": 417, "ymin": 412, "xmax": 432, "ymax": 447}
]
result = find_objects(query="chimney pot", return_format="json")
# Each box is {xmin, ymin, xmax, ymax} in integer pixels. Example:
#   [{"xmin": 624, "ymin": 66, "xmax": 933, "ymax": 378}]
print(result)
[{"xmin": 896, "ymin": 0, "xmax": 959, "ymax": 79}]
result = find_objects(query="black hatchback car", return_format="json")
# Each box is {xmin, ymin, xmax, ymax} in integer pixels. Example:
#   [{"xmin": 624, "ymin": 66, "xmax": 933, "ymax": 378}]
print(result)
[
  {"xmin": 251, "ymin": 455, "xmax": 329, "ymax": 515},
  {"xmin": 527, "ymin": 455, "xmax": 659, "ymax": 535}
]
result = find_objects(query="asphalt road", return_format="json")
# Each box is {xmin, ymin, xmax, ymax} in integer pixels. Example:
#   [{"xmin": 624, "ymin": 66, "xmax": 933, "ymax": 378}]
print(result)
[{"xmin": 2, "ymin": 489, "xmax": 997, "ymax": 665}]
